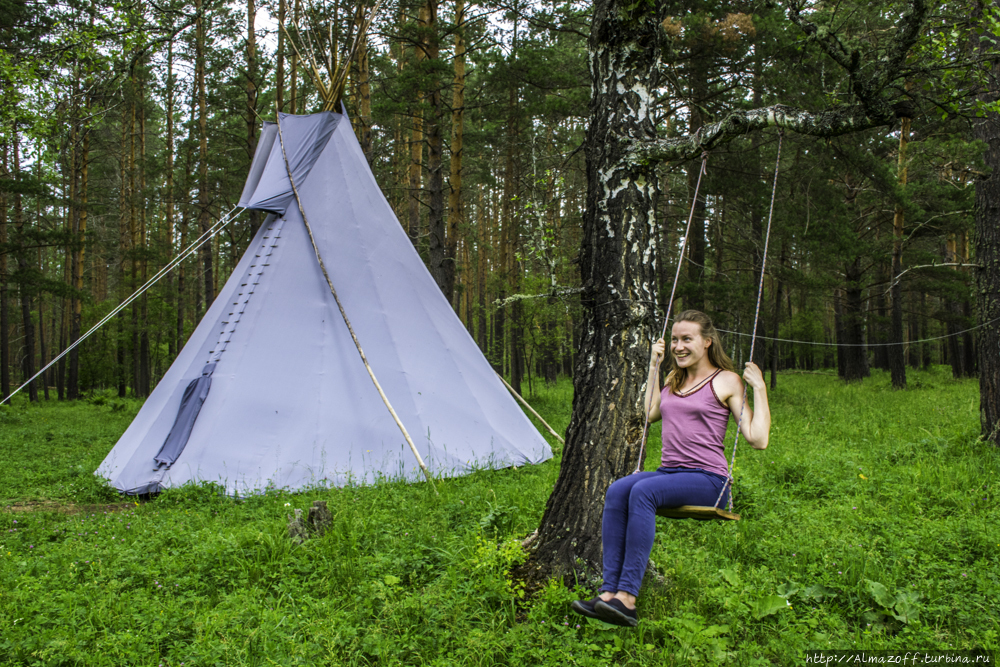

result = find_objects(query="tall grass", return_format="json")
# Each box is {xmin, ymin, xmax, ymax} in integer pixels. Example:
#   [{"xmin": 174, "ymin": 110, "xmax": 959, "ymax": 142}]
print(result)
[{"xmin": 1, "ymin": 368, "xmax": 996, "ymax": 666}]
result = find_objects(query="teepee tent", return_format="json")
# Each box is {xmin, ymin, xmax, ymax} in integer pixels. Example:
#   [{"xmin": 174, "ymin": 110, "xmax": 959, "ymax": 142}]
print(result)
[{"xmin": 97, "ymin": 111, "xmax": 553, "ymax": 495}]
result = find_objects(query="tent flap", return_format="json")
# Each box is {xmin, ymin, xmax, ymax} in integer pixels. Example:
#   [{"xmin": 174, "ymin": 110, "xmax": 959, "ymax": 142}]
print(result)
[
  {"xmin": 153, "ymin": 363, "xmax": 215, "ymax": 468},
  {"xmin": 240, "ymin": 112, "xmax": 340, "ymax": 215}
]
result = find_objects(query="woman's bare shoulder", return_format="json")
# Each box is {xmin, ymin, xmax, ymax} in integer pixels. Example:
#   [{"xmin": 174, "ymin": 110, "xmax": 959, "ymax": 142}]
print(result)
[{"xmin": 712, "ymin": 369, "xmax": 744, "ymax": 399}]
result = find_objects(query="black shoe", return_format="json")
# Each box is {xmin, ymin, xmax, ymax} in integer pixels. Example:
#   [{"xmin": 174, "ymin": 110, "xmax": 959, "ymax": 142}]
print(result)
[
  {"xmin": 594, "ymin": 598, "xmax": 639, "ymax": 627},
  {"xmin": 570, "ymin": 596, "xmax": 605, "ymax": 619}
]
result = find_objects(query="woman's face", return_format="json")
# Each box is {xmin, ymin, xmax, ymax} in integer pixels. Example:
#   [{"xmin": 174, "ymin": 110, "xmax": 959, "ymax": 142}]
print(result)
[{"xmin": 670, "ymin": 320, "xmax": 711, "ymax": 369}]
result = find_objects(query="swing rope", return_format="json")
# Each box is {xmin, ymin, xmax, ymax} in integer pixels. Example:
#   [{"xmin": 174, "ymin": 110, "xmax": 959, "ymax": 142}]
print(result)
[
  {"xmin": 713, "ymin": 130, "xmax": 784, "ymax": 512},
  {"xmin": 633, "ymin": 152, "xmax": 709, "ymax": 474}
]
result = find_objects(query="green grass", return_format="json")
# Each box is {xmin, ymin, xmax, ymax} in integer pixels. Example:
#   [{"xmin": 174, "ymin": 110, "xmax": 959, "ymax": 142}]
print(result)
[{"xmin": 1, "ymin": 368, "xmax": 997, "ymax": 666}]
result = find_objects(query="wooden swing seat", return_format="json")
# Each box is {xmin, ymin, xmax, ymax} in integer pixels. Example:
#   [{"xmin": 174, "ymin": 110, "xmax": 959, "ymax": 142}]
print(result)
[{"xmin": 656, "ymin": 505, "xmax": 740, "ymax": 521}]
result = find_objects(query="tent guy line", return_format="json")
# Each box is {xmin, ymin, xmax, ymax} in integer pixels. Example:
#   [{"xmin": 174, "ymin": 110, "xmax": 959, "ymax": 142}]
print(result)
[{"xmin": 1, "ymin": 205, "xmax": 244, "ymax": 406}]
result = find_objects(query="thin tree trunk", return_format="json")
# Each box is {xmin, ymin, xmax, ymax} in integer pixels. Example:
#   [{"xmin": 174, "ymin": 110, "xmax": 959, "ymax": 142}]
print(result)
[
  {"xmin": 2, "ymin": 132, "xmax": 11, "ymax": 399},
  {"xmin": 196, "ymin": 0, "xmax": 214, "ymax": 310},
  {"xmin": 138, "ymin": 75, "xmax": 150, "ymax": 397},
  {"xmin": 290, "ymin": 0, "xmax": 300, "ymax": 113},
  {"xmin": 477, "ymin": 186, "xmax": 488, "ymax": 354},
  {"xmin": 685, "ymin": 65, "xmax": 708, "ymax": 313},
  {"xmin": 354, "ymin": 25, "xmax": 373, "ymax": 163},
  {"xmin": 117, "ymin": 88, "xmax": 131, "ymax": 398},
  {"xmin": 770, "ymin": 244, "xmax": 784, "ymax": 390},
  {"xmin": 246, "ymin": 0, "xmax": 262, "ymax": 238},
  {"xmin": 842, "ymin": 258, "xmax": 869, "ymax": 382},
  {"xmin": 13, "ymin": 124, "xmax": 37, "ymax": 401},
  {"xmin": 890, "ymin": 116, "xmax": 910, "ymax": 388},
  {"xmin": 165, "ymin": 39, "xmax": 177, "ymax": 358},
  {"xmin": 445, "ymin": 0, "xmax": 466, "ymax": 306},
  {"xmin": 38, "ymin": 246, "xmax": 48, "ymax": 400},
  {"xmin": 407, "ymin": 3, "xmax": 428, "ymax": 247},
  {"xmin": 425, "ymin": 0, "xmax": 448, "ymax": 297},
  {"xmin": 277, "ymin": 0, "xmax": 285, "ymax": 112},
  {"xmin": 178, "ymin": 80, "xmax": 198, "ymax": 353},
  {"xmin": 128, "ymin": 75, "xmax": 140, "ymax": 396},
  {"xmin": 974, "ymin": 13, "xmax": 1000, "ymax": 442},
  {"xmin": 946, "ymin": 234, "xmax": 965, "ymax": 378}
]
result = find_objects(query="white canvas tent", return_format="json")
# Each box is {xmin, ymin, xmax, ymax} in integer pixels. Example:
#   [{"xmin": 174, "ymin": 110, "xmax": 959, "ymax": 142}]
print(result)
[{"xmin": 97, "ymin": 111, "xmax": 553, "ymax": 495}]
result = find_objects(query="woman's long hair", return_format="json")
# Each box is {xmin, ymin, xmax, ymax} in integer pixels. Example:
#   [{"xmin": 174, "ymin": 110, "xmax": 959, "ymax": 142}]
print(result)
[{"xmin": 664, "ymin": 310, "xmax": 736, "ymax": 394}]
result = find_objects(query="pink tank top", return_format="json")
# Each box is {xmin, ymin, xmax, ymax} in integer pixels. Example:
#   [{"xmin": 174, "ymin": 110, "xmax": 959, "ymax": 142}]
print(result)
[{"xmin": 660, "ymin": 369, "xmax": 732, "ymax": 478}]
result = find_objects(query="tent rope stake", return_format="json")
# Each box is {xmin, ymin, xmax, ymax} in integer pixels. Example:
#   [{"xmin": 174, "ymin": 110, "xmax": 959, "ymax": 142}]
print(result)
[{"xmin": 275, "ymin": 110, "xmax": 438, "ymax": 494}]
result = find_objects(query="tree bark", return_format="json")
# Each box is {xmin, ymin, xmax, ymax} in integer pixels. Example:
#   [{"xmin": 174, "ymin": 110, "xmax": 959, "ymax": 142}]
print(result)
[
  {"xmin": 407, "ymin": 3, "xmax": 428, "ymax": 248},
  {"xmin": 12, "ymin": 124, "xmax": 37, "ymax": 401},
  {"xmin": 165, "ymin": 39, "xmax": 177, "ymax": 358},
  {"xmin": 522, "ymin": 0, "xmax": 663, "ymax": 581},
  {"xmin": 68, "ymin": 113, "xmax": 89, "ymax": 400},
  {"xmin": 425, "ymin": 0, "xmax": 449, "ymax": 298},
  {"xmin": 277, "ymin": 0, "xmax": 285, "ymax": 112},
  {"xmin": 974, "ymin": 3, "xmax": 1000, "ymax": 443},
  {"xmin": 0, "ymin": 139, "xmax": 8, "ymax": 400},
  {"xmin": 196, "ymin": 0, "xmax": 214, "ymax": 309},
  {"xmin": 290, "ymin": 0, "xmax": 300, "ymax": 113},
  {"xmin": 353, "ymin": 22, "xmax": 373, "ymax": 164},
  {"xmin": 841, "ymin": 258, "xmax": 869, "ymax": 382},
  {"xmin": 445, "ymin": 0, "xmax": 466, "ymax": 307},
  {"xmin": 889, "ymin": 119, "xmax": 909, "ymax": 388},
  {"xmin": 246, "ymin": 0, "xmax": 262, "ymax": 238}
]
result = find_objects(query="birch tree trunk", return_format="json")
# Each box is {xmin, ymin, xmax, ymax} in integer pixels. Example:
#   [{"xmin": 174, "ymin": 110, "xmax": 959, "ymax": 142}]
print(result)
[
  {"xmin": 522, "ymin": 0, "xmax": 930, "ymax": 580},
  {"xmin": 523, "ymin": 0, "xmax": 663, "ymax": 579}
]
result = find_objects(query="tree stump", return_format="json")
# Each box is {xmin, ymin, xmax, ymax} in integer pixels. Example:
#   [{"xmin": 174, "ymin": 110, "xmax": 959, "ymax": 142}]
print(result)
[
  {"xmin": 288, "ymin": 508, "xmax": 308, "ymax": 544},
  {"xmin": 307, "ymin": 500, "xmax": 332, "ymax": 536}
]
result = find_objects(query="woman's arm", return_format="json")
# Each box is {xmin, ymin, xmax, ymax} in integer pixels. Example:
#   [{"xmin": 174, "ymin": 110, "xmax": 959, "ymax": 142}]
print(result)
[
  {"xmin": 644, "ymin": 338, "xmax": 666, "ymax": 422},
  {"xmin": 724, "ymin": 363, "xmax": 771, "ymax": 449}
]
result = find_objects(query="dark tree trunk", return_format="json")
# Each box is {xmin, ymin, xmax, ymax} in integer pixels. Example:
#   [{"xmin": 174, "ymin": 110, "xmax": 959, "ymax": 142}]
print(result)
[
  {"xmin": 907, "ymin": 290, "xmax": 920, "ymax": 368},
  {"xmin": 12, "ymin": 127, "xmax": 37, "ymax": 402},
  {"xmin": 522, "ymin": 0, "xmax": 662, "ymax": 581},
  {"xmin": 0, "ymin": 140, "xmax": 9, "ymax": 400},
  {"xmin": 196, "ymin": 0, "xmax": 214, "ymax": 310},
  {"xmin": 840, "ymin": 259, "xmax": 869, "ymax": 382},
  {"xmin": 873, "ymin": 286, "xmax": 889, "ymax": 371},
  {"xmin": 974, "ymin": 2, "xmax": 1000, "ymax": 444},
  {"xmin": 963, "ymin": 300, "xmax": 977, "ymax": 376},
  {"xmin": 770, "ymin": 244, "xmax": 784, "ymax": 390},
  {"xmin": 834, "ymin": 289, "xmax": 846, "ymax": 378},
  {"xmin": 889, "ymin": 116, "xmax": 909, "ymax": 387},
  {"xmin": 425, "ymin": 0, "xmax": 449, "ymax": 298}
]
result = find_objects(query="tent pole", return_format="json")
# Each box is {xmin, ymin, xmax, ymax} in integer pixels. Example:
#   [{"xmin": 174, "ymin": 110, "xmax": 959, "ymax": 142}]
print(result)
[
  {"xmin": 275, "ymin": 110, "xmax": 438, "ymax": 494},
  {"xmin": 494, "ymin": 371, "xmax": 564, "ymax": 445}
]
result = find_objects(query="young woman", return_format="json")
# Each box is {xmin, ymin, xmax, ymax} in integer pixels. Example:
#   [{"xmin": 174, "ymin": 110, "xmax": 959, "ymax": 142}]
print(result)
[{"xmin": 571, "ymin": 310, "xmax": 772, "ymax": 627}]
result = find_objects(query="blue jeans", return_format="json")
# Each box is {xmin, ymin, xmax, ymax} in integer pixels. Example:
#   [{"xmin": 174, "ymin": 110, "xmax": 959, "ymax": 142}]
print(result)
[{"xmin": 600, "ymin": 467, "xmax": 730, "ymax": 597}]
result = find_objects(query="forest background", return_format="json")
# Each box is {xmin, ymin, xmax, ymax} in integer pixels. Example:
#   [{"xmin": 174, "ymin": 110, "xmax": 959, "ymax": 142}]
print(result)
[{"xmin": 0, "ymin": 0, "xmax": 986, "ymax": 405}]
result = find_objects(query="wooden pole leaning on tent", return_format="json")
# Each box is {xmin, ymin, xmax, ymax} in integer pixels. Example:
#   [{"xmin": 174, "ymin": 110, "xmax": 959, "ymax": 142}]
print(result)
[
  {"xmin": 494, "ymin": 372, "xmax": 564, "ymax": 445},
  {"xmin": 274, "ymin": 111, "xmax": 438, "ymax": 494}
]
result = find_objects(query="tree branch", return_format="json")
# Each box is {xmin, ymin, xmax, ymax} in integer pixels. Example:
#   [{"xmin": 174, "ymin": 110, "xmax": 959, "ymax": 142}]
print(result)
[{"xmin": 626, "ymin": 103, "xmax": 890, "ymax": 164}]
